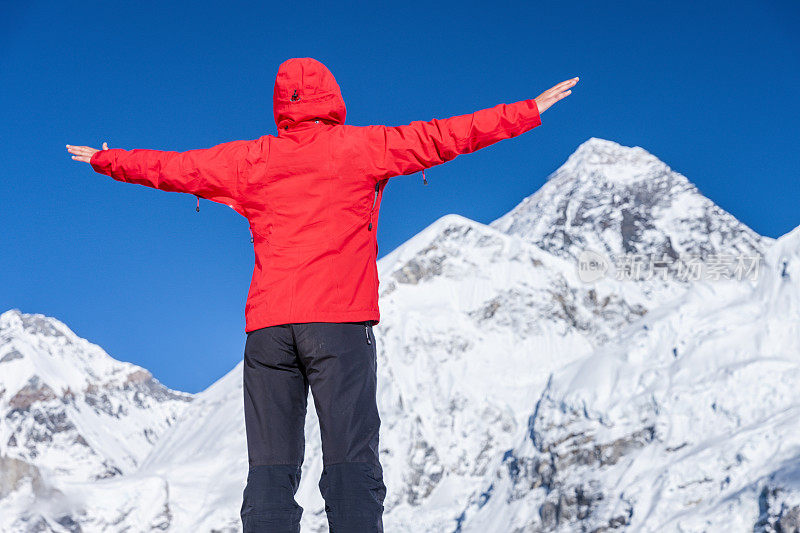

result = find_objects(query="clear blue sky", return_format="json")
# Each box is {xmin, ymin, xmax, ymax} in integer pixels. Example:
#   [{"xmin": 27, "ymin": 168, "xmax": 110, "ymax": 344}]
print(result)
[{"xmin": 2, "ymin": 1, "xmax": 798, "ymax": 393}]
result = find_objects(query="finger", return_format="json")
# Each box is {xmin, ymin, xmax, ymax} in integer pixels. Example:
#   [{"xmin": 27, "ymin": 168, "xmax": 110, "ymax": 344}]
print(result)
[
  {"xmin": 539, "ymin": 90, "xmax": 572, "ymax": 110},
  {"xmin": 102, "ymin": 142, "xmax": 108, "ymax": 150},
  {"xmin": 539, "ymin": 82, "xmax": 574, "ymax": 101},
  {"xmin": 67, "ymin": 146, "xmax": 95, "ymax": 156},
  {"xmin": 547, "ymin": 89, "xmax": 572, "ymax": 104},
  {"xmin": 547, "ymin": 78, "xmax": 579, "ymax": 95},
  {"xmin": 551, "ymin": 77, "xmax": 579, "ymax": 93},
  {"xmin": 554, "ymin": 88, "xmax": 573, "ymax": 100},
  {"xmin": 560, "ymin": 76, "xmax": 580, "ymax": 87},
  {"xmin": 551, "ymin": 90, "xmax": 572, "ymax": 104},
  {"xmin": 550, "ymin": 87, "xmax": 572, "ymax": 102}
]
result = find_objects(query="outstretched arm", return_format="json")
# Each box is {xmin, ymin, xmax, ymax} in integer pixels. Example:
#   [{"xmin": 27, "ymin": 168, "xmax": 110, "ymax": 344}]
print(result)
[
  {"xmin": 363, "ymin": 77, "xmax": 578, "ymax": 180},
  {"xmin": 66, "ymin": 139, "xmax": 257, "ymax": 214}
]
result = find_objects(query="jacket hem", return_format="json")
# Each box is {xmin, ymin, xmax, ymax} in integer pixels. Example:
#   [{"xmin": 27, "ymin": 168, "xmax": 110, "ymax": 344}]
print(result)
[{"xmin": 245, "ymin": 309, "xmax": 381, "ymax": 333}]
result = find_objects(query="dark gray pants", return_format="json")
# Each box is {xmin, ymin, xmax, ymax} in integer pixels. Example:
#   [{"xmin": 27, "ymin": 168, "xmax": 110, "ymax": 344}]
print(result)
[{"xmin": 240, "ymin": 321, "xmax": 386, "ymax": 532}]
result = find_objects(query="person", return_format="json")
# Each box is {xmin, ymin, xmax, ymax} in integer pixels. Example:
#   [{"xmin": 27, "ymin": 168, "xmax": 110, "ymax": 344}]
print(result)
[{"xmin": 67, "ymin": 57, "xmax": 577, "ymax": 533}]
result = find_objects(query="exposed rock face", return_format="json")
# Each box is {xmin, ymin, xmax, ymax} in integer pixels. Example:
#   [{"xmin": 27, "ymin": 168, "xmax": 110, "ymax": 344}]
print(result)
[
  {"xmin": 0, "ymin": 456, "xmax": 46, "ymax": 499},
  {"xmin": 8, "ymin": 377, "xmax": 57, "ymax": 410},
  {"xmin": 1, "ymin": 349, "xmax": 24, "ymax": 363},
  {"xmin": 755, "ymin": 485, "xmax": 800, "ymax": 533}
]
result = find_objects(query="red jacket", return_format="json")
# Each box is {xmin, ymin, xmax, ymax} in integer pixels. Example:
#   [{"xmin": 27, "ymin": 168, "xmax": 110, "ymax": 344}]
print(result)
[{"xmin": 90, "ymin": 58, "xmax": 542, "ymax": 332}]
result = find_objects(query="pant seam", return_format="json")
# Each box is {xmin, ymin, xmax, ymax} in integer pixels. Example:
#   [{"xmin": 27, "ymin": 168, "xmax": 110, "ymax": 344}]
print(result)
[
  {"xmin": 248, "ymin": 462, "xmax": 303, "ymax": 468},
  {"xmin": 322, "ymin": 460, "xmax": 381, "ymax": 468}
]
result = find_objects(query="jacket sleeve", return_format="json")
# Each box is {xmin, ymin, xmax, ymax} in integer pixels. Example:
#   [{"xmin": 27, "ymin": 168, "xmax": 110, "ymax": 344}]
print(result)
[
  {"xmin": 89, "ymin": 139, "xmax": 256, "ymax": 214},
  {"xmin": 362, "ymin": 98, "xmax": 542, "ymax": 181}
]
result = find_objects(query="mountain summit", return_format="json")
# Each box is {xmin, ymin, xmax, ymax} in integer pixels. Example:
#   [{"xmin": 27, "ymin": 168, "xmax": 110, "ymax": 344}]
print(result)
[{"xmin": 492, "ymin": 137, "xmax": 767, "ymax": 265}]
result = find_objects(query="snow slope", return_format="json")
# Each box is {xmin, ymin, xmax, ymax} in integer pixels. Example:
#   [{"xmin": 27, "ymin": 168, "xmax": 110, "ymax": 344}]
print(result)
[{"xmin": 456, "ymin": 228, "xmax": 800, "ymax": 532}]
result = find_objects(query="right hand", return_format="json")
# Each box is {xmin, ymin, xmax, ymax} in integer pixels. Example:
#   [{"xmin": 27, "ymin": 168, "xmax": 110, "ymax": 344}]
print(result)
[
  {"xmin": 534, "ymin": 77, "xmax": 579, "ymax": 114},
  {"xmin": 67, "ymin": 142, "xmax": 109, "ymax": 164}
]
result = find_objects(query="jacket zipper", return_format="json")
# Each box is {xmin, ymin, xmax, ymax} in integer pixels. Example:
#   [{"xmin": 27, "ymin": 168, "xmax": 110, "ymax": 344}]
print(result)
[{"xmin": 367, "ymin": 182, "xmax": 380, "ymax": 231}]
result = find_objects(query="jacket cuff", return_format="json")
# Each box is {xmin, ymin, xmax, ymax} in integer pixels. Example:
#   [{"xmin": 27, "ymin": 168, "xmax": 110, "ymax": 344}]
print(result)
[
  {"xmin": 529, "ymin": 99, "xmax": 542, "ymax": 129},
  {"xmin": 90, "ymin": 149, "xmax": 125, "ymax": 181}
]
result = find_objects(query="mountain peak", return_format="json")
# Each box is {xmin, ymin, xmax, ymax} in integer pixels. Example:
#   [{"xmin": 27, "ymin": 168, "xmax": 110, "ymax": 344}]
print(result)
[
  {"xmin": 572, "ymin": 136, "xmax": 627, "ymax": 154},
  {"xmin": 1, "ymin": 309, "xmax": 80, "ymax": 343},
  {"xmin": 555, "ymin": 137, "xmax": 672, "ymax": 186},
  {"xmin": 0, "ymin": 308, "xmax": 24, "ymax": 329},
  {"xmin": 491, "ymin": 138, "xmax": 766, "ymax": 264}
]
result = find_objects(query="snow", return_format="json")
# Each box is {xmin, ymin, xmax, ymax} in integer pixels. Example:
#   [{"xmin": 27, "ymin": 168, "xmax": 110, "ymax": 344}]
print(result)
[{"xmin": 457, "ymin": 221, "xmax": 800, "ymax": 531}]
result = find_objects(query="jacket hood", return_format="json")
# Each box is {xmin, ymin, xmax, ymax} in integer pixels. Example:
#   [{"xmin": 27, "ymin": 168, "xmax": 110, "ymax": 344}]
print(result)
[{"xmin": 273, "ymin": 58, "xmax": 347, "ymax": 131}]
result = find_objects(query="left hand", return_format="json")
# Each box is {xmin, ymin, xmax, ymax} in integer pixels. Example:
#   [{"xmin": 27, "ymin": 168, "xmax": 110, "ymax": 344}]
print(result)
[{"xmin": 67, "ymin": 142, "xmax": 108, "ymax": 163}]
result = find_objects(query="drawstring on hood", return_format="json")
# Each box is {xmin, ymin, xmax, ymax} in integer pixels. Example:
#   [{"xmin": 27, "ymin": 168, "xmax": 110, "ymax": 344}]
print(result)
[{"xmin": 273, "ymin": 58, "xmax": 347, "ymax": 132}]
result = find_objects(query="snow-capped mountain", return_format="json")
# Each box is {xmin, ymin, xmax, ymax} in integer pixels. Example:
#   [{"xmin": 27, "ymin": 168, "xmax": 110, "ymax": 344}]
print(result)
[
  {"xmin": 0, "ymin": 310, "xmax": 192, "ymax": 531},
  {"xmin": 492, "ymin": 137, "xmax": 768, "ymax": 265},
  {"xmin": 1, "ymin": 137, "xmax": 797, "ymax": 532}
]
